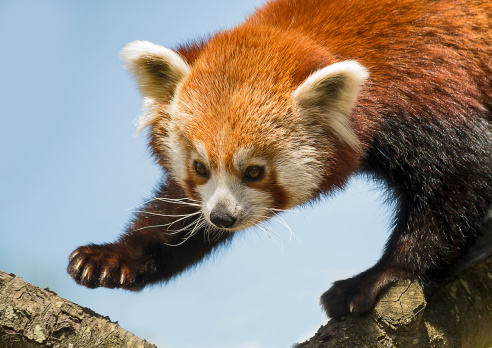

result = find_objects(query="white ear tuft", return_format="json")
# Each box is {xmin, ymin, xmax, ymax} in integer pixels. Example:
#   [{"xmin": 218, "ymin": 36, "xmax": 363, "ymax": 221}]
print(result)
[
  {"xmin": 133, "ymin": 97, "xmax": 158, "ymax": 136},
  {"xmin": 122, "ymin": 41, "xmax": 190, "ymax": 134},
  {"xmin": 293, "ymin": 60, "xmax": 368, "ymax": 150},
  {"xmin": 121, "ymin": 41, "xmax": 190, "ymax": 83}
]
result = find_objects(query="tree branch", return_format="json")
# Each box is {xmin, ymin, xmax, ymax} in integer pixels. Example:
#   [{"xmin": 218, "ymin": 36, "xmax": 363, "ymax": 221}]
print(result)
[
  {"xmin": 295, "ymin": 216, "xmax": 492, "ymax": 347},
  {"xmin": 0, "ymin": 272, "xmax": 156, "ymax": 348}
]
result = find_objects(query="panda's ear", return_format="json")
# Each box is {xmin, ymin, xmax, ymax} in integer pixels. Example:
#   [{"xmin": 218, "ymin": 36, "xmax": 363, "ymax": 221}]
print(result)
[
  {"xmin": 293, "ymin": 60, "xmax": 368, "ymax": 150},
  {"xmin": 121, "ymin": 40, "xmax": 190, "ymax": 101},
  {"xmin": 121, "ymin": 41, "xmax": 190, "ymax": 134}
]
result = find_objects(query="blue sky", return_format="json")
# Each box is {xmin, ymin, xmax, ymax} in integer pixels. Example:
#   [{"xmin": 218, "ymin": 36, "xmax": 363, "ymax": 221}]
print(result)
[{"xmin": 0, "ymin": 1, "xmax": 392, "ymax": 347}]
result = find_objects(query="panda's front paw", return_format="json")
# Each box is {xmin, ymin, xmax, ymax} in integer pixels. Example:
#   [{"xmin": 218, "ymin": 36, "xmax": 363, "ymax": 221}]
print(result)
[
  {"xmin": 67, "ymin": 244, "xmax": 144, "ymax": 290},
  {"xmin": 321, "ymin": 266, "xmax": 415, "ymax": 319}
]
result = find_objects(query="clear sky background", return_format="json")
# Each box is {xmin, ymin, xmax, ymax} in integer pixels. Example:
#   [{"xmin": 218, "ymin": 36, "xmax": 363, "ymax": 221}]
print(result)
[{"xmin": 0, "ymin": 1, "xmax": 392, "ymax": 347}]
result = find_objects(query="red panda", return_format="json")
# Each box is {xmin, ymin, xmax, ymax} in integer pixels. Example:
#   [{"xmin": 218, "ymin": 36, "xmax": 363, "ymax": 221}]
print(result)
[{"xmin": 67, "ymin": 0, "xmax": 492, "ymax": 320}]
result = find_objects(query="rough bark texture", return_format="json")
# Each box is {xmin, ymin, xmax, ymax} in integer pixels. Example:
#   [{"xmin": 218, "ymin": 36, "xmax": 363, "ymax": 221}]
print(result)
[
  {"xmin": 0, "ymin": 272, "xmax": 156, "ymax": 348},
  {"xmin": 295, "ymin": 216, "xmax": 492, "ymax": 348}
]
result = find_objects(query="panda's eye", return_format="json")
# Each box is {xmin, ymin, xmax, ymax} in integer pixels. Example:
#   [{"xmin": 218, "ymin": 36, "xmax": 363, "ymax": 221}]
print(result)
[
  {"xmin": 244, "ymin": 166, "xmax": 264, "ymax": 182},
  {"xmin": 194, "ymin": 161, "xmax": 209, "ymax": 178}
]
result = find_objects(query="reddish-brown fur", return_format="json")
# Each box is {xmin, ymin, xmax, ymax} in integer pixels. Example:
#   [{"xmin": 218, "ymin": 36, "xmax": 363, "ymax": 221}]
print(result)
[
  {"xmin": 69, "ymin": 0, "xmax": 492, "ymax": 320},
  {"xmin": 166, "ymin": 0, "xmax": 491, "ymax": 195}
]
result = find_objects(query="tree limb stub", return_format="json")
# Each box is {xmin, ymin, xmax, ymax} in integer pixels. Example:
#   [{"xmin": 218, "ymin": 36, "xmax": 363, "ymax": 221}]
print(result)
[{"xmin": 0, "ymin": 272, "xmax": 156, "ymax": 348}]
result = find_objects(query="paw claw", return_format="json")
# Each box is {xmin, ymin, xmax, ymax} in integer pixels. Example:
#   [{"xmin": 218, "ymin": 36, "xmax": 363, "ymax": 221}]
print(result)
[
  {"xmin": 73, "ymin": 258, "xmax": 84, "ymax": 273},
  {"xmin": 120, "ymin": 273, "xmax": 126, "ymax": 285},
  {"xmin": 69, "ymin": 250, "xmax": 79, "ymax": 262},
  {"xmin": 81, "ymin": 266, "xmax": 90, "ymax": 280},
  {"xmin": 67, "ymin": 244, "xmax": 142, "ymax": 290},
  {"xmin": 100, "ymin": 268, "xmax": 109, "ymax": 282}
]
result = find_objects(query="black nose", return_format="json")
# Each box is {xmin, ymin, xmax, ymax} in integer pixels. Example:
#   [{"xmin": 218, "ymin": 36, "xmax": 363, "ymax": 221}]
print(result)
[{"xmin": 210, "ymin": 206, "xmax": 236, "ymax": 228}]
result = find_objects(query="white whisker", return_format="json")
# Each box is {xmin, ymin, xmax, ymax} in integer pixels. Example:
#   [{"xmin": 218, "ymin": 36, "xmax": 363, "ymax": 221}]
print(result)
[
  {"xmin": 256, "ymin": 220, "xmax": 284, "ymax": 250},
  {"xmin": 155, "ymin": 197, "xmax": 201, "ymax": 207},
  {"xmin": 167, "ymin": 216, "xmax": 204, "ymax": 234},
  {"xmin": 269, "ymin": 211, "xmax": 300, "ymax": 243},
  {"xmin": 131, "ymin": 210, "xmax": 202, "ymax": 218},
  {"xmin": 125, "ymin": 197, "xmax": 160, "ymax": 211},
  {"xmin": 244, "ymin": 209, "xmax": 300, "ymax": 248},
  {"xmin": 133, "ymin": 212, "xmax": 202, "ymax": 233},
  {"xmin": 270, "ymin": 207, "xmax": 301, "ymax": 213},
  {"xmin": 208, "ymin": 225, "xmax": 227, "ymax": 243},
  {"xmin": 126, "ymin": 191, "xmax": 201, "ymax": 211},
  {"xmin": 163, "ymin": 217, "xmax": 204, "ymax": 247}
]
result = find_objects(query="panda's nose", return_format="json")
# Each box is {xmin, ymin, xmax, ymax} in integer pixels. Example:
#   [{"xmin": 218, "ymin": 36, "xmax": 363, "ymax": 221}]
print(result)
[{"xmin": 210, "ymin": 205, "xmax": 236, "ymax": 228}]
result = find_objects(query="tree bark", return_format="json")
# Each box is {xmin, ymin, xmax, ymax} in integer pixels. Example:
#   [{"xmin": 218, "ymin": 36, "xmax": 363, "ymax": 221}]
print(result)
[
  {"xmin": 295, "ymin": 216, "xmax": 492, "ymax": 348},
  {"xmin": 0, "ymin": 272, "xmax": 156, "ymax": 348}
]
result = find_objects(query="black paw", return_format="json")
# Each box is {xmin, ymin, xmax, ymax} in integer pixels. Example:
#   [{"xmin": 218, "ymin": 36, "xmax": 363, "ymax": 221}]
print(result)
[
  {"xmin": 67, "ymin": 244, "xmax": 145, "ymax": 290},
  {"xmin": 321, "ymin": 267, "xmax": 415, "ymax": 319}
]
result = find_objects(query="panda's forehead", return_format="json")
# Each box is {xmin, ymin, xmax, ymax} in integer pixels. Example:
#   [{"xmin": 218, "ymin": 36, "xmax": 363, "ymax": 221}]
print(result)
[{"xmin": 192, "ymin": 143, "xmax": 269, "ymax": 173}]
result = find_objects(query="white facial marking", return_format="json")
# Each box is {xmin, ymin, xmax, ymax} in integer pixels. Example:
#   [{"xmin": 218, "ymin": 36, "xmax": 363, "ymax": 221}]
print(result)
[
  {"xmin": 193, "ymin": 143, "xmax": 210, "ymax": 165},
  {"xmin": 199, "ymin": 169, "xmax": 242, "ymax": 225},
  {"xmin": 165, "ymin": 116, "xmax": 198, "ymax": 187},
  {"xmin": 170, "ymin": 136, "xmax": 323, "ymax": 230},
  {"xmin": 273, "ymin": 146, "xmax": 322, "ymax": 209},
  {"xmin": 192, "ymin": 148, "xmax": 274, "ymax": 230},
  {"xmin": 232, "ymin": 147, "xmax": 266, "ymax": 170}
]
